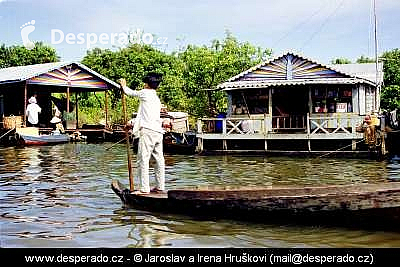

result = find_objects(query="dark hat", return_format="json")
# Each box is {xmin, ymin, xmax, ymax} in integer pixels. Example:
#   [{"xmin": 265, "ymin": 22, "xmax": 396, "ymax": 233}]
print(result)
[{"xmin": 142, "ymin": 72, "xmax": 163, "ymax": 85}]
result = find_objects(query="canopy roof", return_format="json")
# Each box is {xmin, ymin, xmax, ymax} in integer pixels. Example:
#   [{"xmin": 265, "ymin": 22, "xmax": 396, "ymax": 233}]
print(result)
[
  {"xmin": 217, "ymin": 52, "xmax": 383, "ymax": 90},
  {"xmin": 0, "ymin": 62, "xmax": 119, "ymax": 91}
]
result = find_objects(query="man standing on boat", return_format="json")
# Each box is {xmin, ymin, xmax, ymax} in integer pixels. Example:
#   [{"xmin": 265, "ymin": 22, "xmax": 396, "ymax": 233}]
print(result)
[
  {"xmin": 119, "ymin": 73, "xmax": 165, "ymax": 194},
  {"xmin": 26, "ymin": 96, "xmax": 41, "ymax": 127}
]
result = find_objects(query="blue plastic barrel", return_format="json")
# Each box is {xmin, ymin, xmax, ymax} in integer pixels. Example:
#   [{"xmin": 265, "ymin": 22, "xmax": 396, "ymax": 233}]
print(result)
[{"xmin": 215, "ymin": 112, "xmax": 226, "ymax": 133}]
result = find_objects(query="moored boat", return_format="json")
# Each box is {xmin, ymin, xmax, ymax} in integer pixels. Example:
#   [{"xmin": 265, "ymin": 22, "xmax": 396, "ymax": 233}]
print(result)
[
  {"xmin": 15, "ymin": 127, "xmax": 70, "ymax": 146},
  {"xmin": 18, "ymin": 133, "xmax": 70, "ymax": 145},
  {"xmin": 111, "ymin": 179, "xmax": 400, "ymax": 230}
]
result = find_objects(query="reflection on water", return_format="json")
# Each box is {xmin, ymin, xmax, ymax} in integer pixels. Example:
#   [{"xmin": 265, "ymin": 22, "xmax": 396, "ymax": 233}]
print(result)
[{"xmin": 1, "ymin": 143, "xmax": 400, "ymax": 247}]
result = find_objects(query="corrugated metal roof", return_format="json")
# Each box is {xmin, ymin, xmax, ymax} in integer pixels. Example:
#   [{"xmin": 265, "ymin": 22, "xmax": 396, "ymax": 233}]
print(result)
[
  {"xmin": 226, "ymin": 51, "xmax": 354, "ymax": 83},
  {"xmin": 219, "ymin": 78, "xmax": 373, "ymax": 90},
  {"xmin": 329, "ymin": 63, "xmax": 384, "ymax": 84},
  {"xmin": 0, "ymin": 62, "xmax": 119, "ymax": 89},
  {"xmin": 218, "ymin": 51, "xmax": 383, "ymax": 90}
]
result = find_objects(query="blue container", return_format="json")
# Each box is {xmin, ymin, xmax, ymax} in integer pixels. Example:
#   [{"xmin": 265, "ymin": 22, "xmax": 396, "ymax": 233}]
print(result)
[{"xmin": 215, "ymin": 112, "xmax": 226, "ymax": 133}]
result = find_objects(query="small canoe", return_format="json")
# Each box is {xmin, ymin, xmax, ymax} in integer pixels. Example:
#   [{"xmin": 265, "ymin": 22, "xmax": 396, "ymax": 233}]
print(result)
[
  {"xmin": 18, "ymin": 133, "xmax": 70, "ymax": 146},
  {"xmin": 111, "ymin": 179, "xmax": 400, "ymax": 230}
]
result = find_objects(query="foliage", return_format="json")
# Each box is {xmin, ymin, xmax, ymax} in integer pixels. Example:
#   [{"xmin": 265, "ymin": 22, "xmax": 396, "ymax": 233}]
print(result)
[
  {"xmin": 330, "ymin": 58, "xmax": 352, "ymax": 64},
  {"xmin": 356, "ymin": 55, "xmax": 375, "ymax": 63},
  {"xmin": 381, "ymin": 85, "xmax": 400, "ymax": 111},
  {"xmin": 381, "ymin": 49, "xmax": 400, "ymax": 111},
  {"xmin": 81, "ymin": 32, "xmax": 272, "ymax": 122},
  {"xmin": 0, "ymin": 42, "xmax": 59, "ymax": 68}
]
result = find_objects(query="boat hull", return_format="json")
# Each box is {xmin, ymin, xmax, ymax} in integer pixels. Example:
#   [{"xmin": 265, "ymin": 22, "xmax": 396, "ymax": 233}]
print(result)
[
  {"xmin": 19, "ymin": 133, "xmax": 70, "ymax": 146},
  {"xmin": 111, "ymin": 179, "xmax": 400, "ymax": 230}
]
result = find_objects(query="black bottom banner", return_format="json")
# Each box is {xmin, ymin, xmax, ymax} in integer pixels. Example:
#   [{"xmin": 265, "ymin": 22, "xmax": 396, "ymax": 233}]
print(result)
[{"xmin": 2, "ymin": 248, "xmax": 399, "ymax": 265}]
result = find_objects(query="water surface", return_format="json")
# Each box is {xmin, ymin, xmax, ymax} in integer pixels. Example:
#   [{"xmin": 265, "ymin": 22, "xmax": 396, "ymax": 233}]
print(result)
[{"xmin": 1, "ymin": 143, "xmax": 399, "ymax": 247}]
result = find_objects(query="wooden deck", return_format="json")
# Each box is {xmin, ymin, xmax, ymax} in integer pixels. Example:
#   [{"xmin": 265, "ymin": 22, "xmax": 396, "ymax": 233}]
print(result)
[{"xmin": 195, "ymin": 113, "xmax": 377, "ymax": 154}]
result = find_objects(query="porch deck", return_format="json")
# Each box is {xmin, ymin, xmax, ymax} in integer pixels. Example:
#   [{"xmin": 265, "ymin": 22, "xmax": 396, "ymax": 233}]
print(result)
[{"xmin": 196, "ymin": 113, "xmax": 367, "ymax": 154}]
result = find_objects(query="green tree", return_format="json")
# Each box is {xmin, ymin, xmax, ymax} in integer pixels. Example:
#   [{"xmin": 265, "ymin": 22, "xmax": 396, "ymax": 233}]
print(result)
[
  {"xmin": 82, "ymin": 44, "xmax": 187, "ymax": 123},
  {"xmin": 331, "ymin": 58, "xmax": 352, "ymax": 64},
  {"xmin": 0, "ymin": 42, "xmax": 59, "ymax": 68},
  {"xmin": 381, "ymin": 49, "xmax": 400, "ymax": 110},
  {"xmin": 82, "ymin": 32, "xmax": 272, "ymax": 120},
  {"xmin": 356, "ymin": 55, "xmax": 375, "ymax": 63},
  {"xmin": 177, "ymin": 31, "xmax": 271, "ymax": 116}
]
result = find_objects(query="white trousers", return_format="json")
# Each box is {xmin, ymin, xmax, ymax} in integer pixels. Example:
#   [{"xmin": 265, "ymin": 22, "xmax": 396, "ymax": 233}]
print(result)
[{"xmin": 137, "ymin": 128, "xmax": 165, "ymax": 192}]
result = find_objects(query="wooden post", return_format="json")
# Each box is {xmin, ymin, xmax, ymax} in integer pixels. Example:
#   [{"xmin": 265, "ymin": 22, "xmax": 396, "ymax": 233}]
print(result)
[
  {"xmin": 308, "ymin": 87, "xmax": 313, "ymax": 114},
  {"xmin": 75, "ymin": 92, "xmax": 79, "ymax": 129},
  {"xmin": 24, "ymin": 81, "xmax": 27, "ymax": 127},
  {"xmin": 268, "ymin": 88, "xmax": 273, "ymax": 132},
  {"xmin": 222, "ymin": 118, "xmax": 227, "ymax": 135},
  {"xmin": 307, "ymin": 113, "xmax": 311, "ymax": 152},
  {"xmin": 121, "ymin": 90, "xmax": 134, "ymax": 192},
  {"xmin": 66, "ymin": 87, "xmax": 70, "ymax": 113},
  {"xmin": 197, "ymin": 119, "xmax": 202, "ymax": 134},
  {"xmin": 105, "ymin": 90, "xmax": 109, "ymax": 128},
  {"xmin": 352, "ymin": 140, "xmax": 357, "ymax": 151}
]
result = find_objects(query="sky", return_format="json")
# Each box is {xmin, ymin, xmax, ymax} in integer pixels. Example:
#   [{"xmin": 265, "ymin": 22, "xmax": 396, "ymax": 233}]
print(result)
[{"xmin": 0, "ymin": 0, "xmax": 399, "ymax": 64}]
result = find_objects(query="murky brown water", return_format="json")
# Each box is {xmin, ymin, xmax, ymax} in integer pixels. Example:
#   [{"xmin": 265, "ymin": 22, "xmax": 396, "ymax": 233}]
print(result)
[{"xmin": 1, "ymin": 143, "xmax": 400, "ymax": 247}]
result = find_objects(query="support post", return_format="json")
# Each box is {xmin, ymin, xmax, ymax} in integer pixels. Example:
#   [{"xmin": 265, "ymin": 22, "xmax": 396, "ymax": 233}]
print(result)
[
  {"xmin": 352, "ymin": 140, "xmax": 357, "ymax": 151},
  {"xmin": 66, "ymin": 87, "xmax": 70, "ymax": 113},
  {"xmin": 222, "ymin": 118, "xmax": 227, "ymax": 135},
  {"xmin": 105, "ymin": 90, "xmax": 109, "ymax": 128},
  {"xmin": 308, "ymin": 87, "xmax": 313, "ymax": 114},
  {"xmin": 197, "ymin": 119, "xmax": 202, "ymax": 134},
  {"xmin": 75, "ymin": 92, "xmax": 79, "ymax": 129},
  {"xmin": 24, "ymin": 81, "xmax": 27, "ymax": 127},
  {"xmin": 307, "ymin": 113, "xmax": 311, "ymax": 152}
]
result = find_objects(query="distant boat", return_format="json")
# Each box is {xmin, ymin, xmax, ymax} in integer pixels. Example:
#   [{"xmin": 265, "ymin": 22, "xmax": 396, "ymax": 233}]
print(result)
[
  {"xmin": 18, "ymin": 133, "xmax": 70, "ymax": 146},
  {"xmin": 16, "ymin": 127, "xmax": 70, "ymax": 146}
]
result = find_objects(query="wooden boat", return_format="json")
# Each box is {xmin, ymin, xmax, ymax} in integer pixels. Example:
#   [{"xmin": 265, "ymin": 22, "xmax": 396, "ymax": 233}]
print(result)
[
  {"xmin": 18, "ymin": 132, "xmax": 70, "ymax": 145},
  {"xmin": 112, "ymin": 179, "xmax": 400, "ymax": 230}
]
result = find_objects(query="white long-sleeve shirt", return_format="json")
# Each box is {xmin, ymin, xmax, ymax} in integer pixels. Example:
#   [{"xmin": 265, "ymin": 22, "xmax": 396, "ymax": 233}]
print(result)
[
  {"xmin": 26, "ymin": 103, "xmax": 41, "ymax": 125},
  {"xmin": 122, "ymin": 86, "xmax": 164, "ymax": 134}
]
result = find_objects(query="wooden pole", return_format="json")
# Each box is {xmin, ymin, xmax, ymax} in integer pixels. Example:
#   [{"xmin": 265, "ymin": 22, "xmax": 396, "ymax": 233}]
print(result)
[
  {"xmin": 75, "ymin": 92, "xmax": 79, "ymax": 129},
  {"xmin": 121, "ymin": 89, "xmax": 134, "ymax": 191},
  {"xmin": 373, "ymin": 0, "xmax": 380, "ymax": 112},
  {"xmin": 24, "ymin": 81, "xmax": 27, "ymax": 127},
  {"xmin": 66, "ymin": 87, "xmax": 70, "ymax": 113},
  {"xmin": 105, "ymin": 90, "xmax": 109, "ymax": 128}
]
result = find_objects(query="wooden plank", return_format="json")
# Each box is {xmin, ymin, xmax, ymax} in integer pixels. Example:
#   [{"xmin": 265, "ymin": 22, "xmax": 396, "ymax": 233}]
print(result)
[{"xmin": 359, "ymin": 85, "xmax": 366, "ymax": 115}]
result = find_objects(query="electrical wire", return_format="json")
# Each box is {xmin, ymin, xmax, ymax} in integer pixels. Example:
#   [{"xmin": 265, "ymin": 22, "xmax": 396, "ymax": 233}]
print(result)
[{"xmin": 300, "ymin": 0, "xmax": 346, "ymax": 49}]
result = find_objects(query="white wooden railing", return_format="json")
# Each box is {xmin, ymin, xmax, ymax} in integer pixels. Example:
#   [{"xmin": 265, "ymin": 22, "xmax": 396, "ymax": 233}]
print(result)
[
  {"xmin": 308, "ymin": 114, "xmax": 360, "ymax": 135},
  {"xmin": 197, "ymin": 113, "xmax": 364, "ymax": 136}
]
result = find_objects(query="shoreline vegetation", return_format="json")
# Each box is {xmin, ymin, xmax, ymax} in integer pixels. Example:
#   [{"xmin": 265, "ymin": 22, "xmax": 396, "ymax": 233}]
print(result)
[{"xmin": 1, "ymin": 35, "xmax": 399, "ymax": 127}]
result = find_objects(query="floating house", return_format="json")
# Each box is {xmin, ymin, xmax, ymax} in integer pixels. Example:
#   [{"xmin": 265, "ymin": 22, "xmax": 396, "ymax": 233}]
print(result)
[
  {"xmin": 196, "ymin": 52, "xmax": 384, "ymax": 155},
  {"xmin": 0, "ymin": 62, "xmax": 119, "ymax": 140}
]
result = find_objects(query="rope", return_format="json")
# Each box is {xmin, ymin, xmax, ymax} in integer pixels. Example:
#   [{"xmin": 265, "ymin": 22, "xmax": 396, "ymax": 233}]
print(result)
[
  {"xmin": 318, "ymin": 138, "xmax": 366, "ymax": 158},
  {"xmin": 0, "ymin": 127, "xmax": 16, "ymax": 140},
  {"xmin": 104, "ymin": 135, "xmax": 128, "ymax": 150}
]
